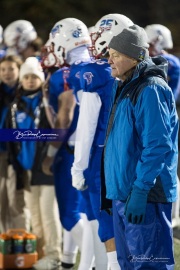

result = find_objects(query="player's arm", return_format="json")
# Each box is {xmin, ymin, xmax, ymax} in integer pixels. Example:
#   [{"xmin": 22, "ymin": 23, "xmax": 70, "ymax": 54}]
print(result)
[
  {"xmin": 71, "ymin": 91, "xmax": 102, "ymax": 190},
  {"xmin": 42, "ymin": 90, "xmax": 76, "ymax": 175}
]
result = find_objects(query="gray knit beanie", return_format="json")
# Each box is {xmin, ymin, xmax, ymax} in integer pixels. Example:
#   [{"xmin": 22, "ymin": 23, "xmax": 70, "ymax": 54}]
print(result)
[{"xmin": 109, "ymin": 24, "xmax": 149, "ymax": 61}]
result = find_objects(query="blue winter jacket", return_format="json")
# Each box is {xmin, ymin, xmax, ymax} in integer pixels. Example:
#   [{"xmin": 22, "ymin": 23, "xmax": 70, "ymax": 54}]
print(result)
[{"xmin": 104, "ymin": 56, "xmax": 179, "ymax": 203}]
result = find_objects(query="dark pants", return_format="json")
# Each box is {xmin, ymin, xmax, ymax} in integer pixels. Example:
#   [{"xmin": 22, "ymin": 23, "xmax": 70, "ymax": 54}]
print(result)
[{"xmin": 113, "ymin": 200, "xmax": 175, "ymax": 270}]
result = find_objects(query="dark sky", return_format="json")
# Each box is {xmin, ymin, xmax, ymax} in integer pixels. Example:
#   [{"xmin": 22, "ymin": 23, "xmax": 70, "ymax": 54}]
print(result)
[{"xmin": 0, "ymin": 0, "xmax": 179, "ymax": 50}]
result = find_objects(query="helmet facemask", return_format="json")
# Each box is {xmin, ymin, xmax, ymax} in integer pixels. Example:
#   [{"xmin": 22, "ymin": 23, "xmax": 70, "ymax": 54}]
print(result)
[
  {"xmin": 41, "ymin": 40, "xmax": 60, "ymax": 68},
  {"xmin": 88, "ymin": 29, "xmax": 107, "ymax": 58}
]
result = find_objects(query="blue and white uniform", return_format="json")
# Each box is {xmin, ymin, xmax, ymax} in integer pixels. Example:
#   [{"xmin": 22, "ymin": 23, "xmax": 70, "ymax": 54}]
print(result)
[
  {"xmin": 49, "ymin": 66, "xmax": 84, "ymax": 231},
  {"xmin": 69, "ymin": 60, "xmax": 98, "ymax": 222},
  {"xmin": 72, "ymin": 58, "xmax": 116, "ymax": 242},
  {"xmin": 162, "ymin": 53, "xmax": 180, "ymax": 100}
]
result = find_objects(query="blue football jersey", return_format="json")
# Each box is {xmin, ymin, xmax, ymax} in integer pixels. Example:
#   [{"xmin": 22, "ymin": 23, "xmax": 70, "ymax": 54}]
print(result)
[
  {"xmin": 49, "ymin": 66, "xmax": 71, "ymax": 113},
  {"xmin": 79, "ymin": 59, "xmax": 115, "ymax": 145},
  {"xmin": 162, "ymin": 53, "xmax": 180, "ymax": 100},
  {"xmin": 67, "ymin": 60, "xmax": 91, "ymax": 104}
]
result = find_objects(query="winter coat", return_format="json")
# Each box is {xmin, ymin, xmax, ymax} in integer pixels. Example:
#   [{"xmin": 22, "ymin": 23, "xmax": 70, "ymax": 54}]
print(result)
[{"xmin": 104, "ymin": 56, "xmax": 179, "ymax": 203}]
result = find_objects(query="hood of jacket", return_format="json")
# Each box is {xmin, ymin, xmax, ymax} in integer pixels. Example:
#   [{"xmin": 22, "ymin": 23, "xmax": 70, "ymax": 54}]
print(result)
[{"xmin": 133, "ymin": 56, "xmax": 168, "ymax": 82}]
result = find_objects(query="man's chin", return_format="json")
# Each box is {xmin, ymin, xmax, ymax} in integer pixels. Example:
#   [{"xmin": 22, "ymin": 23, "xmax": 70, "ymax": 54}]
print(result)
[{"xmin": 111, "ymin": 70, "xmax": 118, "ymax": 78}]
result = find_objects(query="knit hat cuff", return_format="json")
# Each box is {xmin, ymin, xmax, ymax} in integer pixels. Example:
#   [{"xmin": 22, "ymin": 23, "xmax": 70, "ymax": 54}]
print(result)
[
  {"xmin": 109, "ymin": 24, "xmax": 149, "ymax": 61},
  {"xmin": 109, "ymin": 37, "xmax": 149, "ymax": 61}
]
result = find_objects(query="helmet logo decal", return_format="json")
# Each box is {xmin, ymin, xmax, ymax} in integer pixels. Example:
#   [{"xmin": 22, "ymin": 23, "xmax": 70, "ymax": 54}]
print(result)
[
  {"xmin": 72, "ymin": 27, "xmax": 82, "ymax": 38},
  {"xmin": 83, "ymin": 72, "xmax": 94, "ymax": 85},
  {"xmin": 16, "ymin": 27, "xmax": 23, "ymax": 33},
  {"xmin": 51, "ymin": 25, "xmax": 61, "ymax": 38},
  {"xmin": 157, "ymin": 30, "xmax": 162, "ymax": 36},
  {"xmin": 99, "ymin": 19, "xmax": 113, "ymax": 31}
]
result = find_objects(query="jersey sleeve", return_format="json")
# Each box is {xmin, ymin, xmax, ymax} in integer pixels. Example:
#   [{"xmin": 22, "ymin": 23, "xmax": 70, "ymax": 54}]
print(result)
[
  {"xmin": 49, "ymin": 67, "xmax": 71, "ymax": 113},
  {"xmin": 72, "ymin": 91, "xmax": 102, "ymax": 174},
  {"xmin": 162, "ymin": 54, "xmax": 180, "ymax": 100}
]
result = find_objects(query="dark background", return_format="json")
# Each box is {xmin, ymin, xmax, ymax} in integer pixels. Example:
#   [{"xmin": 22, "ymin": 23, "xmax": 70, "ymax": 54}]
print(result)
[{"xmin": 0, "ymin": 0, "xmax": 180, "ymax": 54}]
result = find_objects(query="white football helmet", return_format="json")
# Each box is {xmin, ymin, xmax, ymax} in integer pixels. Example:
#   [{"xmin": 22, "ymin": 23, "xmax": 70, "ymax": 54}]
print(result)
[
  {"xmin": 4, "ymin": 20, "xmax": 37, "ymax": 52},
  {"xmin": 49, "ymin": 18, "xmax": 91, "ymax": 66},
  {"xmin": 145, "ymin": 24, "xmax": 173, "ymax": 55},
  {"xmin": 89, "ymin": 14, "xmax": 134, "ymax": 58}
]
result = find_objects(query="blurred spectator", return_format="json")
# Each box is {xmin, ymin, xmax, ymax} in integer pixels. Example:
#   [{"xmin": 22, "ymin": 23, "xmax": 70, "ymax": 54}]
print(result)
[
  {"xmin": 0, "ymin": 24, "xmax": 6, "ymax": 59},
  {"xmin": 0, "ymin": 54, "xmax": 30, "ymax": 233},
  {"xmin": 3, "ymin": 20, "xmax": 43, "ymax": 60},
  {"xmin": 7, "ymin": 57, "xmax": 62, "ymax": 269},
  {"xmin": 145, "ymin": 24, "xmax": 180, "ymax": 228},
  {"xmin": 145, "ymin": 24, "xmax": 180, "ymax": 100},
  {"xmin": 21, "ymin": 36, "xmax": 43, "ymax": 61}
]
